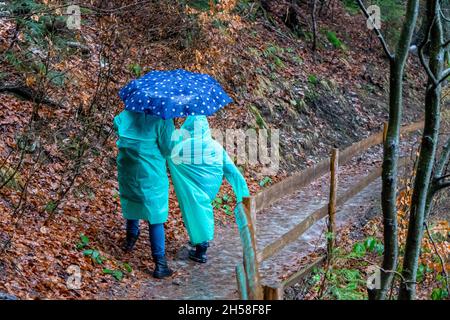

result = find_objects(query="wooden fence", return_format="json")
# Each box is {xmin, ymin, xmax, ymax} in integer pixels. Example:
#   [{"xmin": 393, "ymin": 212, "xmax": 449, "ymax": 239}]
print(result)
[{"xmin": 235, "ymin": 120, "xmax": 424, "ymax": 300}]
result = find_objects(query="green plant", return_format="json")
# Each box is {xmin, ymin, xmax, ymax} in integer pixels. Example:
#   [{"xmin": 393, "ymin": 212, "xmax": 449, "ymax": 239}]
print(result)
[
  {"xmin": 273, "ymin": 56, "xmax": 284, "ymax": 68},
  {"xmin": 76, "ymin": 233, "xmax": 90, "ymax": 249},
  {"xmin": 351, "ymin": 242, "xmax": 366, "ymax": 258},
  {"xmin": 4, "ymin": 0, "xmax": 80, "ymax": 92},
  {"xmin": 431, "ymin": 287, "xmax": 448, "ymax": 300},
  {"xmin": 222, "ymin": 194, "xmax": 231, "ymax": 203},
  {"xmin": 330, "ymin": 269, "xmax": 366, "ymax": 300},
  {"xmin": 212, "ymin": 196, "xmax": 223, "ymax": 209},
  {"xmin": 325, "ymin": 231, "xmax": 335, "ymax": 242},
  {"xmin": 349, "ymin": 237, "xmax": 384, "ymax": 258},
  {"xmin": 429, "ymin": 230, "xmax": 447, "ymax": 243},
  {"xmin": 342, "ymin": 0, "xmax": 360, "ymax": 15},
  {"xmin": 263, "ymin": 45, "xmax": 280, "ymax": 57},
  {"xmin": 5, "ymin": 51, "xmax": 28, "ymax": 72},
  {"xmin": 312, "ymin": 266, "xmax": 366, "ymax": 300},
  {"xmin": 307, "ymin": 74, "xmax": 318, "ymax": 85},
  {"xmin": 305, "ymin": 88, "xmax": 319, "ymax": 103},
  {"xmin": 47, "ymin": 70, "xmax": 66, "ymax": 87},
  {"xmin": 128, "ymin": 63, "xmax": 142, "ymax": 77},
  {"xmin": 212, "ymin": 194, "xmax": 234, "ymax": 215},
  {"xmin": 325, "ymin": 31, "xmax": 343, "ymax": 49},
  {"xmin": 248, "ymin": 105, "xmax": 267, "ymax": 129},
  {"xmin": 103, "ymin": 268, "xmax": 124, "ymax": 281},
  {"xmin": 259, "ymin": 176, "xmax": 272, "ymax": 187},
  {"xmin": 9, "ymin": 0, "xmax": 44, "ymax": 16},
  {"xmin": 44, "ymin": 200, "xmax": 57, "ymax": 213},
  {"xmin": 83, "ymin": 249, "xmax": 104, "ymax": 264},
  {"xmin": 234, "ymin": 0, "xmax": 263, "ymax": 21},
  {"xmin": 263, "ymin": 44, "xmax": 285, "ymax": 70},
  {"xmin": 222, "ymin": 204, "xmax": 232, "ymax": 215},
  {"xmin": 416, "ymin": 263, "xmax": 432, "ymax": 282},
  {"xmin": 122, "ymin": 263, "xmax": 133, "ymax": 273}
]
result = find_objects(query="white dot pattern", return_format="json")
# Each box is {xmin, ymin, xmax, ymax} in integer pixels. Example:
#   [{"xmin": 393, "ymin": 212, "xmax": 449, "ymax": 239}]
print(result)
[{"xmin": 118, "ymin": 69, "xmax": 233, "ymax": 119}]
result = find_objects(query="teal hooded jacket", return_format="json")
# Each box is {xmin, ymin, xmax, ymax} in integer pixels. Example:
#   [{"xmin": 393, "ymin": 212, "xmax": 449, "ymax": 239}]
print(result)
[
  {"xmin": 114, "ymin": 110, "xmax": 175, "ymax": 224},
  {"xmin": 168, "ymin": 116, "xmax": 250, "ymax": 245}
]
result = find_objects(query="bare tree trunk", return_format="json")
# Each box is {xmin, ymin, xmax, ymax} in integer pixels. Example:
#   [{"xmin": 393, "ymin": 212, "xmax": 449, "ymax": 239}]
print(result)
[
  {"xmin": 311, "ymin": 0, "xmax": 318, "ymax": 51},
  {"xmin": 442, "ymin": 0, "xmax": 450, "ymax": 64},
  {"xmin": 376, "ymin": 0, "xmax": 420, "ymax": 300},
  {"xmin": 424, "ymin": 136, "xmax": 450, "ymax": 220},
  {"xmin": 398, "ymin": 0, "xmax": 445, "ymax": 300}
]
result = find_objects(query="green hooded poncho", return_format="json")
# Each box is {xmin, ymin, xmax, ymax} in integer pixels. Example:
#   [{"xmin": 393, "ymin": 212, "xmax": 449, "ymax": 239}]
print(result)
[
  {"xmin": 114, "ymin": 110, "xmax": 175, "ymax": 224},
  {"xmin": 168, "ymin": 116, "xmax": 250, "ymax": 245}
]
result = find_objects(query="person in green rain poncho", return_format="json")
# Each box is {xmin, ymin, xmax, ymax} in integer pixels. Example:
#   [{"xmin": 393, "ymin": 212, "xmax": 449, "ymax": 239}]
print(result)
[
  {"xmin": 168, "ymin": 116, "xmax": 250, "ymax": 263},
  {"xmin": 113, "ymin": 110, "xmax": 175, "ymax": 278}
]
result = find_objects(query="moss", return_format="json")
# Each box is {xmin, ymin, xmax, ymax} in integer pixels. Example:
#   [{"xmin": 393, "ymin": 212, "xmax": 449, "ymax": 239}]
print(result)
[{"xmin": 248, "ymin": 105, "xmax": 267, "ymax": 129}]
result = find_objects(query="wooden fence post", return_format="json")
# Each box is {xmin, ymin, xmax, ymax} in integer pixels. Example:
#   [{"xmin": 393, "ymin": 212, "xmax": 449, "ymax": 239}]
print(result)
[
  {"xmin": 383, "ymin": 122, "xmax": 388, "ymax": 143},
  {"xmin": 235, "ymin": 198, "xmax": 263, "ymax": 300},
  {"xmin": 263, "ymin": 284, "xmax": 284, "ymax": 300},
  {"xmin": 327, "ymin": 148, "xmax": 339, "ymax": 258}
]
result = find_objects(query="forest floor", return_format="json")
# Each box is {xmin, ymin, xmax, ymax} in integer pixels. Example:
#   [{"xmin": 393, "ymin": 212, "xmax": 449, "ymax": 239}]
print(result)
[{"xmin": 0, "ymin": 0, "xmax": 447, "ymax": 300}]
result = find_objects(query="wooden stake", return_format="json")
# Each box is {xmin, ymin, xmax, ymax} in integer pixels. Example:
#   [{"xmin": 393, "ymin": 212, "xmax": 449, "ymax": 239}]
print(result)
[
  {"xmin": 383, "ymin": 122, "xmax": 388, "ymax": 143},
  {"xmin": 327, "ymin": 148, "xmax": 339, "ymax": 258},
  {"xmin": 263, "ymin": 285, "xmax": 284, "ymax": 300}
]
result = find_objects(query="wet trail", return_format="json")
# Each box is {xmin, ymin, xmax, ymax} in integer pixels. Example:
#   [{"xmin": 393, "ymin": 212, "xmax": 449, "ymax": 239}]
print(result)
[{"xmin": 104, "ymin": 135, "xmax": 419, "ymax": 300}]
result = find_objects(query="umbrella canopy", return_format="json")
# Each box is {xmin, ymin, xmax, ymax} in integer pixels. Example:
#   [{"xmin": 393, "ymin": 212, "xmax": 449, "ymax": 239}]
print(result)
[{"xmin": 118, "ymin": 69, "xmax": 233, "ymax": 119}]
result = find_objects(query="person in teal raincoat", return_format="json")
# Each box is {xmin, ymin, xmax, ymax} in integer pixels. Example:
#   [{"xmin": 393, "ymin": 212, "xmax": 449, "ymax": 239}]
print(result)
[
  {"xmin": 114, "ymin": 110, "xmax": 175, "ymax": 278},
  {"xmin": 168, "ymin": 116, "xmax": 250, "ymax": 263}
]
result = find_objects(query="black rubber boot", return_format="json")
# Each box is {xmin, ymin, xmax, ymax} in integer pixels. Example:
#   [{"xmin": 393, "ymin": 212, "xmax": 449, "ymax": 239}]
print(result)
[
  {"xmin": 152, "ymin": 255, "xmax": 174, "ymax": 279},
  {"xmin": 189, "ymin": 242, "xmax": 208, "ymax": 263},
  {"xmin": 122, "ymin": 231, "xmax": 140, "ymax": 253}
]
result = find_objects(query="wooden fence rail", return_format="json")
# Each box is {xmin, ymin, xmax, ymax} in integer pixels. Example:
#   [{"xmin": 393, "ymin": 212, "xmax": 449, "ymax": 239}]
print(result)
[
  {"xmin": 236, "ymin": 120, "xmax": 424, "ymax": 300},
  {"xmin": 252, "ymin": 121, "xmax": 424, "ymax": 214}
]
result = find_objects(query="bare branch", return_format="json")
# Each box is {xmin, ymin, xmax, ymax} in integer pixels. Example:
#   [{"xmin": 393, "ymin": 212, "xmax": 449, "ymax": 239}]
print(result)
[
  {"xmin": 435, "ymin": 180, "xmax": 450, "ymax": 191},
  {"xmin": 418, "ymin": 15, "xmax": 439, "ymax": 86},
  {"xmin": 440, "ymin": 6, "xmax": 450, "ymax": 23},
  {"xmin": 355, "ymin": 0, "xmax": 394, "ymax": 60},
  {"xmin": 436, "ymin": 136, "xmax": 450, "ymax": 177},
  {"xmin": 424, "ymin": 222, "xmax": 450, "ymax": 295},
  {"xmin": 437, "ymin": 68, "xmax": 450, "ymax": 85},
  {"xmin": 0, "ymin": 149, "xmax": 25, "ymax": 190},
  {"xmin": 443, "ymin": 38, "xmax": 450, "ymax": 48},
  {"xmin": 436, "ymin": 173, "xmax": 450, "ymax": 181},
  {"xmin": 1, "ymin": 1, "xmax": 155, "ymax": 20}
]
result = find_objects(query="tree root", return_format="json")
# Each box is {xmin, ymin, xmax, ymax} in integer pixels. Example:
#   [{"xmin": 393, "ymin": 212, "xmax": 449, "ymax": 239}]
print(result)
[{"xmin": 0, "ymin": 84, "xmax": 61, "ymax": 108}]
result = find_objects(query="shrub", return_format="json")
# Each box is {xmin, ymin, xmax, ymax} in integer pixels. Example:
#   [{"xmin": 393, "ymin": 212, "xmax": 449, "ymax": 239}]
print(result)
[{"xmin": 326, "ymin": 31, "xmax": 343, "ymax": 49}]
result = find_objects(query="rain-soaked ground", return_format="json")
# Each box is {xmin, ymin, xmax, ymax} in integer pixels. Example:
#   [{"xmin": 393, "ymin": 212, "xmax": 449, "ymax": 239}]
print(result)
[{"xmin": 103, "ymin": 134, "xmax": 420, "ymax": 299}]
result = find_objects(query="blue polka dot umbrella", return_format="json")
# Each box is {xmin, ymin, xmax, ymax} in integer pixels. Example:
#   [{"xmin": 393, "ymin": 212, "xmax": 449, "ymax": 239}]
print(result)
[{"xmin": 118, "ymin": 69, "xmax": 233, "ymax": 119}]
